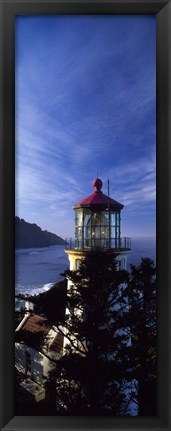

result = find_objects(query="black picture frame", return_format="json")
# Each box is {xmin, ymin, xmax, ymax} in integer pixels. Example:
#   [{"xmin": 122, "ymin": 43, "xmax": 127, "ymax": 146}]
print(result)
[{"xmin": 0, "ymin": 0, "xmax": 170, "ymax": 430}]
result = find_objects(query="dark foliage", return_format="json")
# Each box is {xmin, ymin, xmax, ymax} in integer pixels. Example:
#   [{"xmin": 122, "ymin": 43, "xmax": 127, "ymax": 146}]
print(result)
[
  {"xmin": 52, "ymin": 250, "xmax": 131, "ymax": 415},
  {"xmin": 16, "ymin": 254, "xmax": 156, "ymax": 416},
  {"xmin": 120, "ymin": 257, "xmax": 157, "ymax": 415},
  {"xmin": 15, "ymin": 279, "xmax": 67, "ymax": 325},
  {"xmin": 15, "ymin": 328, "xmax": 46, "ymax": 351},
  {"xmin": 49, "ymin": 253, "xmax": 156, "ymax": 416},
  {"xmin": 33, "ymin": 279, "xmax": 67, "ymax": 324}
]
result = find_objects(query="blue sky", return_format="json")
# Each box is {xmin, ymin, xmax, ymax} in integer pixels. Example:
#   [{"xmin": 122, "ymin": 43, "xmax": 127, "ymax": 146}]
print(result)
[{"xmin": 15, "ymin": 15, "xmax": 156, "ymax": 239}]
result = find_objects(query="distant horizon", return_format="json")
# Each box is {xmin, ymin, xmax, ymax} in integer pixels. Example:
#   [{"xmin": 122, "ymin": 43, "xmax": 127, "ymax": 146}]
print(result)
[
  {"xmin": 15, "ymin": 15, "xmax": 156, "ymax": 238},
  {"xmin": 15, "ymin": 215, "xmax": 156, "ymax": 242}
]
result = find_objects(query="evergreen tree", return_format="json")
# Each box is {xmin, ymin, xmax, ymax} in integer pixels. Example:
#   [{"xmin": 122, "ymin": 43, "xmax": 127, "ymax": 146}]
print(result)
[
  {"xmin": 17, "ymin": 253, "xmax": 156, "ymax": 416},
  {"xmin": 51, "ymin": 250, "xmax": 130, "ymax": 415},
  {"xmin": 120, "ymin": 257, "xmax": 157, "ymax": 415}
]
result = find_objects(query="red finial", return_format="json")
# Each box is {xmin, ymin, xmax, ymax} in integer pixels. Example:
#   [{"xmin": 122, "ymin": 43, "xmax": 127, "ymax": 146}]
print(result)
[{"xmin": 93, "ymin": 177, "xmax": 103, "ymax": 191}]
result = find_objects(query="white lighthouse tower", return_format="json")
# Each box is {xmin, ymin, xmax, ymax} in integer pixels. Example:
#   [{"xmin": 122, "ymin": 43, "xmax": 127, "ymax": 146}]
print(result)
[
  {"xmin": 65, "ymin": 177, "xmax": 131, "ymax": 272},
  {"xmin": 63, "ymin": 177, "xmax": 131, "ymax": 351}
]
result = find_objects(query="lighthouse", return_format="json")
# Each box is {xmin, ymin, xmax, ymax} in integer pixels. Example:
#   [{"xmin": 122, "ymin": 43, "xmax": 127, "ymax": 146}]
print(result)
[
  {"xmin": 63, "ymin": 178, "xmax": 131, "ymax": 352},
  {"xmin": 65, "ymin": 177, "xmax": 131, "ymax": 272}
]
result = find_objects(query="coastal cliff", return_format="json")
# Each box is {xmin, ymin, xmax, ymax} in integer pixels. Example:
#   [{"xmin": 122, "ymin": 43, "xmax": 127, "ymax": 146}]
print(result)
[{"xmin": 15, "ymin": 217, "xmax": 66, "ymax": 249}]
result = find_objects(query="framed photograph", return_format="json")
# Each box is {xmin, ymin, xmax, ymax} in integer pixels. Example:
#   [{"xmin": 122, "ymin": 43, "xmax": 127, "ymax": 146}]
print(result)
[{"xmin": 0, "ymin": 0, "xmax": 170, "ymax": 430}]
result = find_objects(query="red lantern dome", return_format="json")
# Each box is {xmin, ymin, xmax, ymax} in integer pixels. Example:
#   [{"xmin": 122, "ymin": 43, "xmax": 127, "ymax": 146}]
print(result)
[{"xmin": 73, "ymin": 177, "xmax": 123, "ymax": 209}]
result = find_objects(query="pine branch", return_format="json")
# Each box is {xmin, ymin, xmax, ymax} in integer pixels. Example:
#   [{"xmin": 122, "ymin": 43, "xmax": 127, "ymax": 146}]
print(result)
[{"xmin": 56, "ymin": 325, "xmax": 87, "ymax": 355}]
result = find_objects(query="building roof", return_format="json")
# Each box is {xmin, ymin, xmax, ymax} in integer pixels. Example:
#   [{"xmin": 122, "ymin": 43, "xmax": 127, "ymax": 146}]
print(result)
[
  {"xmin": 20, "ymin": 314, "xmax": 50, "ymax": 337},
  {"xmin": 15, "ymin": 314, "xmax": 63, "ymax": 354},
  {"xmin": 50, "ymin": 333, "xmax": 64, "ymax": 353},
  {"xmin": 73, "ymin": 178, "xmax": 123, "ymax": 210}
]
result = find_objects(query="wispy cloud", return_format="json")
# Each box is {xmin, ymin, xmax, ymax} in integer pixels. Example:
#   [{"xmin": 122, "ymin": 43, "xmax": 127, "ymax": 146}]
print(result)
[{"xmin": 15, "ymin": 15, "xmax": 156, "ymax": 237}]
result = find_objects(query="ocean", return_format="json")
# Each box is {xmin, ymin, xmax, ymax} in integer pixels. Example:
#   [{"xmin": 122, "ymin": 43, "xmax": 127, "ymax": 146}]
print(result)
[{"xmin": 15, "ymin": 237, "xmax": 156, "ymax": 297}]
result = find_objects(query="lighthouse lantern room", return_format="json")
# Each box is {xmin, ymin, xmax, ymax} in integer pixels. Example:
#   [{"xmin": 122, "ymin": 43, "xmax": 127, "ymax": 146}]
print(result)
[{"xmin": 65, "ymin": 178, "xmax": 131, "ymax": 271}]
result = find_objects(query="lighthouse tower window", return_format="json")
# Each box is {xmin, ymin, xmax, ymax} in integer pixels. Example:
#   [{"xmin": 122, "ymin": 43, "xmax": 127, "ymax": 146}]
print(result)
[{"xmin": 74, "ymin": 208, "xmax": 122, "ymax": 249}]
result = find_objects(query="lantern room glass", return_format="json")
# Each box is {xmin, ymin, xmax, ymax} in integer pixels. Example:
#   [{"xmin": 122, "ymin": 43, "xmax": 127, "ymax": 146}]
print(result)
[{"xmin": 74, "ymin": 208, "xmax": 121, "ymax": 249}]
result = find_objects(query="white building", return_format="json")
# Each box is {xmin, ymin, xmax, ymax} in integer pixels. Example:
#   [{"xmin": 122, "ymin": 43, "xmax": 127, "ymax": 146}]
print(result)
[{"xmin": 15, "ymin": 313, "xmax": 63, "ymax": 401}]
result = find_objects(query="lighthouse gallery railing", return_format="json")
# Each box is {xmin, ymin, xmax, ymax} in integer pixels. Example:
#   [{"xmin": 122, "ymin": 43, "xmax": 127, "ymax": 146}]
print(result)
[{"xmin": 65, "ymin": 237, "xmax": 131, "ymax": 251}]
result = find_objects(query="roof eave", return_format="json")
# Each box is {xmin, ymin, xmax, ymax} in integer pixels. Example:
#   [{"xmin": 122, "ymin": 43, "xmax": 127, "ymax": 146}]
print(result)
[{"xmin": 72, "ymin": 203, "xmax": 124, "ymax": 210}]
